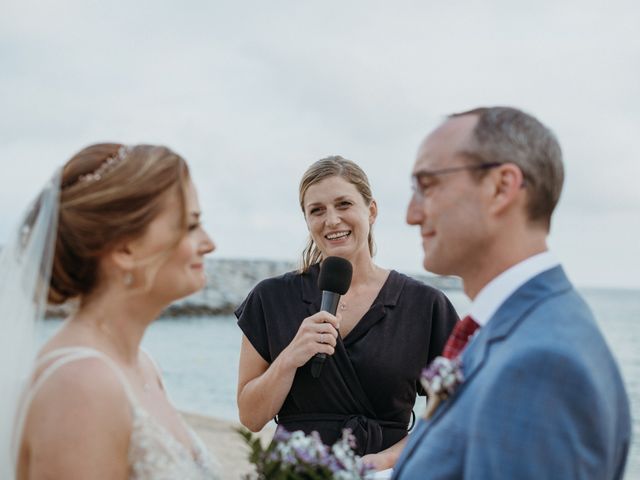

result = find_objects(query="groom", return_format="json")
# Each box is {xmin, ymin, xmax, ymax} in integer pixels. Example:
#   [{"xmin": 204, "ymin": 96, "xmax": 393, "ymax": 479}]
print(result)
[{"xmin": 393, "ymin": 107, "xmax": 631, "ymax": 479}]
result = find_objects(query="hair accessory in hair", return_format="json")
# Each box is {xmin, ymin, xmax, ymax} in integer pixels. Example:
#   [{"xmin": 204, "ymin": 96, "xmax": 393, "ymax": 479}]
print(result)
[{"xmin": 78, "ymin": 145, "xmax": 130, "ymax": 184}]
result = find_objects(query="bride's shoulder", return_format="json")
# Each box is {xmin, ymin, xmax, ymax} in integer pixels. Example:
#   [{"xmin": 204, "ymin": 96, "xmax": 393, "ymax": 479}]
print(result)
[
  {"xmin": 21, "ymin": 353, "xmax": 132, "ymax": 477},
  {"xmin": 28, "ymin": 352, "xmax": 132, "ymax": 423}
]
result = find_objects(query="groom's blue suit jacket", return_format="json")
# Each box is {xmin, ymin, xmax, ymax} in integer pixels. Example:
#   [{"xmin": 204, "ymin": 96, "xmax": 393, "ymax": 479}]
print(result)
[{"xmin": 393, "ymin": 266, "xmax": 631, "ymax": 480}]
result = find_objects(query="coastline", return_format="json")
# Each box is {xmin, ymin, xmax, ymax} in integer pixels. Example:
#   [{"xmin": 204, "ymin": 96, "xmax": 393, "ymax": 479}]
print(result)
[{"xmin": 182, "ymin": 411, "xmax": 275, "ymax": 480}]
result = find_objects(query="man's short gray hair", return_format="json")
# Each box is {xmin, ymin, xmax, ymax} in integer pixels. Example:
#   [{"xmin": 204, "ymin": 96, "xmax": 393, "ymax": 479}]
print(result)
[{"xmin": 451, "ymin": 106, "xmax": 564, "ymax": 230}]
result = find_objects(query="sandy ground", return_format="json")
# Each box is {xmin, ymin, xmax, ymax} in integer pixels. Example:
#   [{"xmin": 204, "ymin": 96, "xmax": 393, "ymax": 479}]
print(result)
[
  {"xmin": 182, "ymin": 411, "xmax": 275, "ymax": 480},
  {"xmin": 182, "ymin": 412, "xmax": 393, "ymax": 480}
]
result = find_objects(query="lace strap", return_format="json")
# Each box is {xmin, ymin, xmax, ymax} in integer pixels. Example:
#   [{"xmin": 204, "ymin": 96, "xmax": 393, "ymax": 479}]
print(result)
[
  {"xmin": 37, "ymin": 347, "xmax": 140, "ymax": 405},
  {"xmin": 35, "ymin": 346, "xmax": 104, "ymax": 368}
]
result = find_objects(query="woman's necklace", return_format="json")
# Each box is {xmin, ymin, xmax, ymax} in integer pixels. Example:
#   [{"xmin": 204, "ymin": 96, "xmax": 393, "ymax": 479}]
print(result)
[
  {"xmin": 339, "ymin": 294, "xmax": 350, "ymax": 311},
  {"xmin": 338, "ymin": 266, "xmax": 387, "ymax": 313}
]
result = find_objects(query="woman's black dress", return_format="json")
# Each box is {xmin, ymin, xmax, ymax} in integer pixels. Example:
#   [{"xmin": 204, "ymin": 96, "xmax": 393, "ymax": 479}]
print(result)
[{"xmin": 235, "ymin": 264, "xmax": 458, "ymax": 455}]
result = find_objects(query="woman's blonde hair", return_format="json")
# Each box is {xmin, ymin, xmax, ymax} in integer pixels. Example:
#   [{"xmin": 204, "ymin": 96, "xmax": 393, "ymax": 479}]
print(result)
[
  {"xmin": 49, "ymin": 143, "xmax": 190, "ymax": 304},
  {"xmin": 298, "ymin": 155, "xmax": 375, "ymax": 272}
]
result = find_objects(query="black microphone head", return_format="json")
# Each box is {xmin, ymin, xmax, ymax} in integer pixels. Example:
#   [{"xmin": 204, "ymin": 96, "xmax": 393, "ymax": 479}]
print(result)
[{"xmin": 318, "ymin": 256, "xmax": 353, "ymax": 295}]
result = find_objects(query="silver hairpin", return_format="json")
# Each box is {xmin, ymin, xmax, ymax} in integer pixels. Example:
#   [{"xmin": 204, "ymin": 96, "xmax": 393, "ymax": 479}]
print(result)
[{"xmin": 78, "ymin": 145, "xmax": 130, "ymax": 184}]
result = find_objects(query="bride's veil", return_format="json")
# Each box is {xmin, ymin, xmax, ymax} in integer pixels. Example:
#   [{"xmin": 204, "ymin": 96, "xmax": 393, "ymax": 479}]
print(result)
[{"xmin": 0, "ymin": 169, "xmax": 61, "ymax": 478}]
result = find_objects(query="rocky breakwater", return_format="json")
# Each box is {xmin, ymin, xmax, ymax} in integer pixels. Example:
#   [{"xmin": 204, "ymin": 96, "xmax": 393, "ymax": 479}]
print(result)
[
  {"xmin": 45, "ymin": 258, "xmax": 461, "ymax": 318},
  {"xmin": 163, "ymin": 258, "xmax": 297, "ymax": 317}
]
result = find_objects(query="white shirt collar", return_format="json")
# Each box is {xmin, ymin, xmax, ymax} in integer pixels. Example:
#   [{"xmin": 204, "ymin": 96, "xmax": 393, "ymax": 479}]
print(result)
[{"xmin": 468, "ymin": 251, "xmax": 560, "ymax": 327}]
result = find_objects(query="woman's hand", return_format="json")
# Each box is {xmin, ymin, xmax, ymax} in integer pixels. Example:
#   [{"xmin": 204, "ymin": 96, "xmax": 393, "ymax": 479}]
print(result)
[
  {"xmin": 237, "ymin": 311, "xmax": 341, "ymax": 431},
  {"xmin": 361, "ymin": 452, "xmax": 394, "ymax": 471},
  {"xmin": 281, "ymin": 311, "xmax": 341, "ymax": 369},
  {"xmin": 361, "ymin": 436, "xmax": 408, "ymax": 471}
]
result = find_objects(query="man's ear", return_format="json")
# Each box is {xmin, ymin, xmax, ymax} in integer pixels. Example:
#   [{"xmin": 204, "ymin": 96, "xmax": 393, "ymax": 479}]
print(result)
[{"xmin": 489, "ymin": 163, "xmax": 524, "ymax": 215}]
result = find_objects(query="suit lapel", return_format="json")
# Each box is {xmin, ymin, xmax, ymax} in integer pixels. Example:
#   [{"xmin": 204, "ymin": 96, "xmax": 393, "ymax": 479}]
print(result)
[{"xmin": 462, "ymin": 266, "xmax": 572, "ymax": 380}]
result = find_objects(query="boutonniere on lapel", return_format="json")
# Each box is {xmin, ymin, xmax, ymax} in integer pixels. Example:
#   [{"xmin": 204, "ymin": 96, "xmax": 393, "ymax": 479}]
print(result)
[{"xmin": 420, "ymin": 356, "xmax": 464, "ymax": 419}]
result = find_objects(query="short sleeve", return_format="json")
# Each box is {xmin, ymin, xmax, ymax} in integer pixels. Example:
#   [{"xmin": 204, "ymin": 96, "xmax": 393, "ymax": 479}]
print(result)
[
  {"xmin": 235, "ymin": 285, "xmax": 271, "ymax": 363},
  {"xmin": 427, "ymin": 291, "xmax": 459, "ymax": 361},
  {"xmin": 417, "ymin": 289, "xmax": 459, "ymax": 396}
]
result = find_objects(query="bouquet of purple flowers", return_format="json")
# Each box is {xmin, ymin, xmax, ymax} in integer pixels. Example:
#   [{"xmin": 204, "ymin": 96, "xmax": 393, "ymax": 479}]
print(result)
[{"xmin": 238, "ymin": 427, "xmax": 374, "ymax": 479}]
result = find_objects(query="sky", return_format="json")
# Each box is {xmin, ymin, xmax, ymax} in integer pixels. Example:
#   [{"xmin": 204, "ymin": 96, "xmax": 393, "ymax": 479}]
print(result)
[{"xmin": 1, "ymin": 0, "xmax": 639, "ymax": 289}]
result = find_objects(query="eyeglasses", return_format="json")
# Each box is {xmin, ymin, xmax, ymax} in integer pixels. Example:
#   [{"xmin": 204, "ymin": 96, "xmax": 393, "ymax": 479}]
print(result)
[{"xmin": 411, "ymin": 162, "xmax": 502, "ymax": 199}]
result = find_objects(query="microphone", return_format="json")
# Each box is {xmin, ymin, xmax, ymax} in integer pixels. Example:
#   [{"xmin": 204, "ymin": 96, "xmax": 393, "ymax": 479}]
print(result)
[{"xmin": 310, "ymin": 256, "xmax": 353, "ymax": 378}]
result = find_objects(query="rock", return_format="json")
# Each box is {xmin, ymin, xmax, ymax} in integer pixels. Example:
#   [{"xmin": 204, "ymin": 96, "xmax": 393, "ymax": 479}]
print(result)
[{"xmin": 45, "ymin": 258, "xmax": 461, "ymax": 318}]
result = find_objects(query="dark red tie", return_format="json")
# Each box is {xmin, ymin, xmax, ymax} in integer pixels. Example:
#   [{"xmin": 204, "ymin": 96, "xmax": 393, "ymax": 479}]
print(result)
[{"xmin": 442, "ymin": 315, "xmax": 480, "ymax": 359}]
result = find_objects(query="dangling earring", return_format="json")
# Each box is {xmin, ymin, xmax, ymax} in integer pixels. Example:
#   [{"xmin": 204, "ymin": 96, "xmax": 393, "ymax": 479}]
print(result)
[{"xmin": 123, "ymin": 272, "xmax": 133, "ymax": 287}]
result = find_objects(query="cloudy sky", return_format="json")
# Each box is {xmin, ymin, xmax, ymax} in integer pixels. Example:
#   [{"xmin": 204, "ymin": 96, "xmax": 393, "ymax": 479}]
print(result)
[{"xmin": 2, "ymin": 0, "xmax": 638, "ymax": 289}]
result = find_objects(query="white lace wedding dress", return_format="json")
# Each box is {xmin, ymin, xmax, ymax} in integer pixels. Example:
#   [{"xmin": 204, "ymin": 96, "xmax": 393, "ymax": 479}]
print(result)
[{"xmin": 19, "ymin": 346, "xmax": 221, "ymax": 479}]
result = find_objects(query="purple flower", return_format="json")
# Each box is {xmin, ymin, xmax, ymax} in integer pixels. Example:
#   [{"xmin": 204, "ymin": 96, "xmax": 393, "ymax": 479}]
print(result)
[
  {"xmin": 421, "ymin": 356, "xmax": 464, "ymax": 396},
  {"xmin": 420, "ymin": 356, "xmax": 465, "ymax": 419},
  {"xmin": 241, "ymin": 426, "xmax": 374, "ymax": 478},
  {"xmin": 273, "ymin": 427, "xmax": 291, "ymax": 442}
]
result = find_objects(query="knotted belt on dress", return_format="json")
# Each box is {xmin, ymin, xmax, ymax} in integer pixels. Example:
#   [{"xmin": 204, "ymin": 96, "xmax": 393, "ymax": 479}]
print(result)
[{"xmin": 276, "ymin": 412, "xmax": 414, "ymax": 455}]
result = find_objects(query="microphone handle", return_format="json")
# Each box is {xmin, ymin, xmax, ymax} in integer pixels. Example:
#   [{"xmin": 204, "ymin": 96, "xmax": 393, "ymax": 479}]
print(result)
[
  {"xmin": 320, "ymin": 291, "xmax": 340, "ymax": 315},
  {"xmin": 311, "ymin": 291, "xmax": 340, "ymax": 378}
]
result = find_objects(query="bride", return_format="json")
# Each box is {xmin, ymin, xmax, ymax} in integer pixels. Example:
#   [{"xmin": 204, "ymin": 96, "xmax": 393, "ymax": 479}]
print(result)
[{"xmin": 1, "ymin": 143, "xmax": 220, "ymax": 479}]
